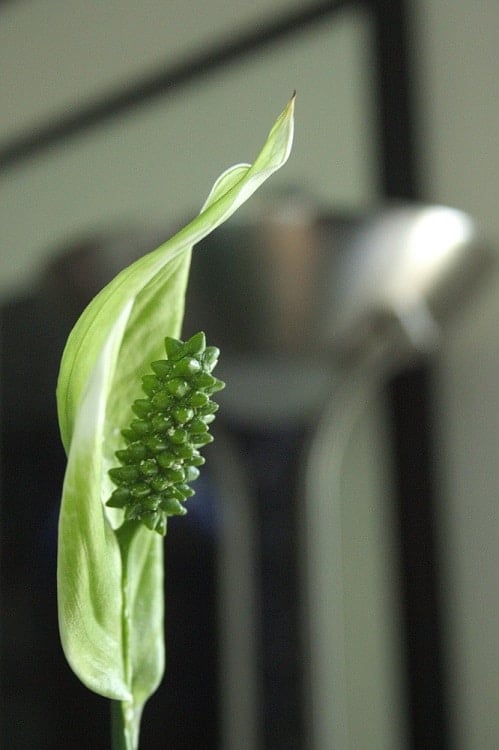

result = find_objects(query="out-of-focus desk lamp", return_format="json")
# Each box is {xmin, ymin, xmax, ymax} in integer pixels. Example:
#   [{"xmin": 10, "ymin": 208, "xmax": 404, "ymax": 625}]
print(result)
[{"xmin": 185, "ymin": 199, "xmax": 491, "ymax": 750}]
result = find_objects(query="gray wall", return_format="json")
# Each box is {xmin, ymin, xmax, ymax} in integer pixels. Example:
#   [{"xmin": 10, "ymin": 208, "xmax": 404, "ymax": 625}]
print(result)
[{"xmin": 0, "ymin": 1, "xmax": 372, "ymax": 296}]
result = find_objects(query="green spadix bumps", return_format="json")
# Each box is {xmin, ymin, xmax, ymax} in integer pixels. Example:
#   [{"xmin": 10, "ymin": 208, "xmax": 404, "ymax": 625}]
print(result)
[{"xmin": 106, "ymin": 332, "xmax": 224, "ymax": 535}]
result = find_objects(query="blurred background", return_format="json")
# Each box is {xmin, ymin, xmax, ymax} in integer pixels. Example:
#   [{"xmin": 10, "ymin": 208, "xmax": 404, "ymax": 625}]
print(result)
[{"xmin": 1, "ymin": 1, "xmax": 498, "ymax": 749}]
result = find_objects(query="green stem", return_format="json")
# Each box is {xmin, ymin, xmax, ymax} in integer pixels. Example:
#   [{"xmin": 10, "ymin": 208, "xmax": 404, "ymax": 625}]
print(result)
[
  {"xmin": 110, "ymin": 699, "xmax": 142, "ymax": 750},
  {"xmin": 111, "ymin": 521, "xmax": 143, "ymax": 750},
  {"xmin": 111, "ymin": 701, "xmax": 129, "ymax": 750}
]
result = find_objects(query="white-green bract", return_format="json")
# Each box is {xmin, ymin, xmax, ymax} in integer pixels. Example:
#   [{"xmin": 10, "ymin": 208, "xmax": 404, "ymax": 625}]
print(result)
[{"xmin": 56, "ymin": 95, "xmax": 295, "ymax": 750}]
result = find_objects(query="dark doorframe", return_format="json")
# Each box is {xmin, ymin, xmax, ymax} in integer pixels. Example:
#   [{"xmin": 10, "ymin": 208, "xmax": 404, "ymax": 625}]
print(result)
[{"xmin": 371, "ymin": 2, "xmax": 452, "ymax": 747}]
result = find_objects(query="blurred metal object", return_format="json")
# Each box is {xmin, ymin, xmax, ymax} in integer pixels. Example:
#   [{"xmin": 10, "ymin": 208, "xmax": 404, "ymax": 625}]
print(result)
[
  {"xmin": 186, "ymin": 200, "xmax": 491, "ymax": 422},
  {"xmin": 326, "ymin": 204, "xmax": 489, "ymax": 359},
  {"xmin": 184, "ymin": 197, "xmax": 493, "ymax": 750}
]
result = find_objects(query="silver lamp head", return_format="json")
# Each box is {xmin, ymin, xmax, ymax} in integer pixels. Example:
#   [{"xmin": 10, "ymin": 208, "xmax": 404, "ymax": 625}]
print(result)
[
  {"xmin": 184, "ymin": 199, "xmax": 491, "ymax": 423},
  {"xmin": 327, "ymin": 204, "xmax": 491, "ymax": 358}
]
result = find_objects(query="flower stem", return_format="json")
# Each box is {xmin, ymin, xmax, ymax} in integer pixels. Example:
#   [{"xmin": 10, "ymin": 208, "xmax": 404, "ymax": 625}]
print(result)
[{"xmin": 111, "ymin": 701, "xmax": 129, "ymax": 750}]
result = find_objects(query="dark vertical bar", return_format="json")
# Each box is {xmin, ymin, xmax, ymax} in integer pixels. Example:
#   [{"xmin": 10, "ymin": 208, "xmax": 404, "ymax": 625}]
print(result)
[
  {"xmin": 371, "ymin": 1, "xmax": 452, "ymax": 748},
  {"xmin": 370, "ymin": 0, "xmax": 420, "ymax": 198},
  {"xmin": 234, "ymin": 427, "xmax": 306, "ymax": 750},
  {"xmin": 388, "ymin": 365, "xmax": 450, "ymax": 750}
]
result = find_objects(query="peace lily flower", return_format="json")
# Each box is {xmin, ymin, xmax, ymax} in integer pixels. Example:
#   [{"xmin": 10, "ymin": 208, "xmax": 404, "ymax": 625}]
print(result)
[{"xmin": 56, "ymin": 95, "xmax": 295, "ymax": 750}]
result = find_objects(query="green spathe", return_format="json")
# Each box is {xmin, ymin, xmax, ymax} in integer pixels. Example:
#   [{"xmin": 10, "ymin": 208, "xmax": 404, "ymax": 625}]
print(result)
[{"xmin": 56, "ymin": 96, "xmax": 295, "ymax": 749}]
